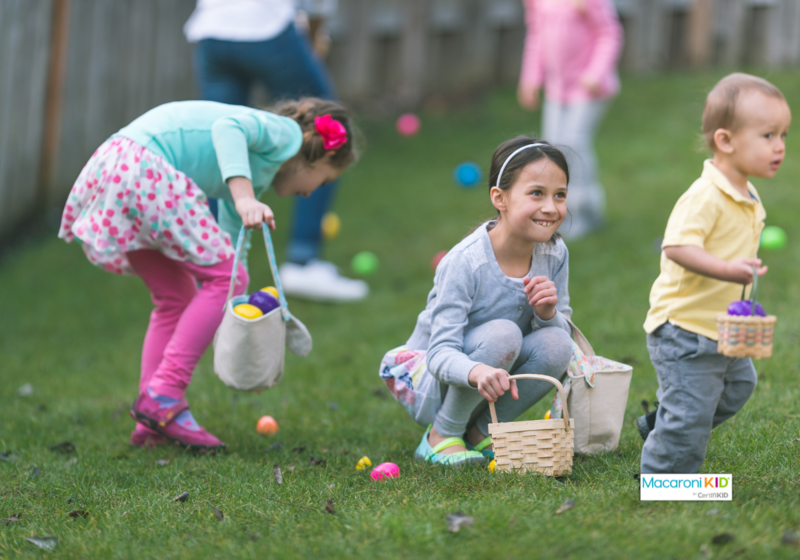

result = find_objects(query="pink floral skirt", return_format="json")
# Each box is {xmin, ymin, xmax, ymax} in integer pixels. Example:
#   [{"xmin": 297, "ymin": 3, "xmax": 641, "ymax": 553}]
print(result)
[{"xmin": 59, "ymin": 137, "xmax": 234, "ymax": 275}]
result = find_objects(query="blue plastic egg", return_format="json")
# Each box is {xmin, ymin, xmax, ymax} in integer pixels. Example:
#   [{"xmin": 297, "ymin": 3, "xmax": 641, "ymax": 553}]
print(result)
[{"xmin": 454, "ymin": 162, "xmax": 482, "ymax": 188}]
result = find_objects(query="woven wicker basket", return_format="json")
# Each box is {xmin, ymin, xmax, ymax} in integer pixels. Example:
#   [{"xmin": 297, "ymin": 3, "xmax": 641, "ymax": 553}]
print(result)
[
  {"xmin": 716, "ymin": 313, "xmax": 776, "ymax": 358},
  {"xmin": 716, "ymin": 267, "xmax": 776, "ymax": 359},
  {"xmin": 487, "ymin": 374, "xmax": 574, "ymax": 476}
]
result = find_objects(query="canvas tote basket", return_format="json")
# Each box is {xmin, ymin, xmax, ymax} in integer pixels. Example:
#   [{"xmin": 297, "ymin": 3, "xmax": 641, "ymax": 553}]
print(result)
[
  {"xmin": 213, "ymin": 227, "xmax": 312, "ymax": 392},
  {"xmin": 551, "ymin": 321, "xmax": 633, "ymax": 455},
  {"xmin": 488, "ymin": 374, "xmax": 574, "ymax": 476}
]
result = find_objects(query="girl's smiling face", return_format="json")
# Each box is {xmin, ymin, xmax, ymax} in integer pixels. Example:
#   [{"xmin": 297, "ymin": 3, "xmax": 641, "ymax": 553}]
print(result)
[{"xmin": 491, "ymin": 157, "xmax": 568, "ymax": 243}]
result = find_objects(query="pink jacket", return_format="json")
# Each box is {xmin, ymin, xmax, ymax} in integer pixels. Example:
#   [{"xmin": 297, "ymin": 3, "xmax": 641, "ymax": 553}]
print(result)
[{"xmin": 519, "ymin": 0, "xmax": 623, "ymax": 104}]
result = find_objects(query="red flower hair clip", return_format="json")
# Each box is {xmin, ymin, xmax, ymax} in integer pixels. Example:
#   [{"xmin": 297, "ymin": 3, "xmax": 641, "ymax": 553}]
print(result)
[{"xmin": 314, "ymin": 115, "xmax": 348, "ymax": 151}]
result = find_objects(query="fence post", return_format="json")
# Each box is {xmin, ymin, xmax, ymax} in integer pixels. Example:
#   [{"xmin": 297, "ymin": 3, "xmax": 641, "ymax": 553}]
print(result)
[
  {"xmin": 37, "ymin": 0, "xmax": 71, "ymax": 213},
  {"xmin": 399, "ymin": 0, "xmax": 427, "ymax": 107},
  {"xmin": 687, "ymin": 0, "xmax": 712, "ymax": 67}
]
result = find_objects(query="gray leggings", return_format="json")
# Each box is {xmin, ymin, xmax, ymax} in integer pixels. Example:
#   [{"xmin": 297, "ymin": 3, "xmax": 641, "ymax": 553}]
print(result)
[{"xmin": 432, "ymin": 319, "xmax": 573, "ymax": 438}]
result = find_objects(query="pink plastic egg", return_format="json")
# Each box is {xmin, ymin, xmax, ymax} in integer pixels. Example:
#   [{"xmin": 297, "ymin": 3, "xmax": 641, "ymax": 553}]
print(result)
[
  {"xmin": 396, "ymin": 114, "xmax": 421, "ymax": 137},
  {"xmin": 370, "ymin": 462, "xmax": 400, "ymax": 481}
]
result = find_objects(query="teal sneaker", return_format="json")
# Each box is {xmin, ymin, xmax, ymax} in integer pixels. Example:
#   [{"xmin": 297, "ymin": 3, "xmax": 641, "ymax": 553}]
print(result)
[
  {"xmin": 466, "ymin": 436, "xmax": 494, "ymax": 460},
  {"xmin": 414, "ymin": 426, "xmax": 486, "ymax": 467}
]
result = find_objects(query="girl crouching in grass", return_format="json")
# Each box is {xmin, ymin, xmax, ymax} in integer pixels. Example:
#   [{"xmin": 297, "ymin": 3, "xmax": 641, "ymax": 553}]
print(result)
[{"xmin": 380, "ymin": 137, "xmax": 574, "ymax": 465}]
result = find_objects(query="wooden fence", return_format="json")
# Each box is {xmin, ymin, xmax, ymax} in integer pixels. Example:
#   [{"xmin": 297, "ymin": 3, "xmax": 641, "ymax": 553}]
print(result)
[{"xmin": 1, "ymin": 0, "xmax": 800, "ymax": 244}]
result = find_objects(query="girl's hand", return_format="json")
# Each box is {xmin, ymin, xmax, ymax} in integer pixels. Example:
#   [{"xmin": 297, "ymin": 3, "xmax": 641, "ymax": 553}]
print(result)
[
  {"xmin": 468, "ymin": 364, "xmax": 519, "ymax": 402},
  {"xmin": 228, "ymin": 176, "xmax": 275, "ymax": 230},
  {"xmin": 517, "ymin": 84, "xmax": 540, "ymax": 111},
  {"xmin": 523, "ymin": 276, "xmax": 558, "ymax": 321},
  {"xmin": 580, "ymin": 76, "xmax": 602, "ymax": 97},
  {"xmin": 235, "ymin": 196, "xmax": 275, "ymax": 230}
]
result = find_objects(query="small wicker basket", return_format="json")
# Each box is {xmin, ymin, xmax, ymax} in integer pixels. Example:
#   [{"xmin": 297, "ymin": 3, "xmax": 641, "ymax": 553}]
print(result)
[
  {"xmin": 487, "ymin": 374, "xmax": 574, "ymax": 476},
  {"xmin": 716, "ymin": 267, "xmax": 776, "ymax": 359}
]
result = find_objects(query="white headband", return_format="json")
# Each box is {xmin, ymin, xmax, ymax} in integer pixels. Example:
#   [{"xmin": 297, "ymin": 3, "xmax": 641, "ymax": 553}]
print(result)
[{"xmin": 495, "ymin": 143, "xmax": 547, "ymax": 188}]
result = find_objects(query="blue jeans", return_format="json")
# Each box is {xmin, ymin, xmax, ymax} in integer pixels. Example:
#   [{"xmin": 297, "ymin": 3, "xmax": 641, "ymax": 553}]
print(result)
[
  {"xmin": 194, "ymin": 23, "xmax": 339, "ymax": 264},
  {"xmin": 641, "ymin": 323, "xmax": 757, "ymax": 474}
]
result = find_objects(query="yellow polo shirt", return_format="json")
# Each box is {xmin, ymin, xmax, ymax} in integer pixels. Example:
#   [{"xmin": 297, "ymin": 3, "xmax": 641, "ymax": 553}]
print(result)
[{"xmin": 644, "ymin": 160, "xmax": 766, "ymax": 340}]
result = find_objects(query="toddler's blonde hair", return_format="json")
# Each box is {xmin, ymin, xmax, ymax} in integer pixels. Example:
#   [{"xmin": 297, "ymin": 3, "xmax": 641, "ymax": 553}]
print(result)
[{"xmin": 702, "ymin": 73, "xmax": 785, "ymax": 150}]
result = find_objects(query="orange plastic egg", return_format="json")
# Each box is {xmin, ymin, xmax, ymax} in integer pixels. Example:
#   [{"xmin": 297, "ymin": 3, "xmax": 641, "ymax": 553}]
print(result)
[{"xmin": 257, "ymin": 415, "xmax": 279, "ymax": 435}]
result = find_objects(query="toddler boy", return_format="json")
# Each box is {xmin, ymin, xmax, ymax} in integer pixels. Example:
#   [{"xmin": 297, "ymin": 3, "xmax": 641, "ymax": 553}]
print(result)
[{"xmin": 639, "ymin": 73, "xmax": 791, "ymax": 473}]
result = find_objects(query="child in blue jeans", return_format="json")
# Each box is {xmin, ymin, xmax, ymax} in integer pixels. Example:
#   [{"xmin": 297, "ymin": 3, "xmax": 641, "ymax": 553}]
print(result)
[
  {"xmin": 380, "ymin": 137, "xmax": 574, "ymax": 466},
  {"xmin": 639, "ymin": 73, "xmax": 791, "ymax": 473}
]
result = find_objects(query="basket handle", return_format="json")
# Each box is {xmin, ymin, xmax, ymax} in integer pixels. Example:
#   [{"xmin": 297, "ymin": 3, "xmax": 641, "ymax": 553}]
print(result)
[
  {"xmin": 488, "ymin": 374, "xmax": 570, "ymax": 430},
  {"xmin": 224, "ymin": 226, "xmax": 290, "ymax": 322},
  {"xmin": 739, "ymin": 265, "xmax": 758, "ymax": 317}
]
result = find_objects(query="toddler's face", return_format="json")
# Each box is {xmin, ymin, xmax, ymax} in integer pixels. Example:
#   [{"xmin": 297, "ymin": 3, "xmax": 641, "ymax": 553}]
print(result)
[
  {"xmin": 728, "ymin": 91, "xmax": 791, "ymax": 179},
  {"xmin": 496, "ymin": 158, "xmax": 568, "ymax": 243},
  {"xmin": 274, "ymin": 156, "xmax": 343, "ymax": 197}
]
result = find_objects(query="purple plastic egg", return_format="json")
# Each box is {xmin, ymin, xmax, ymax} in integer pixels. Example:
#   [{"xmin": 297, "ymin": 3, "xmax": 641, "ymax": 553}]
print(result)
[
  {"xmin": 727, "ymin": 300, "xmax": 766, "ymax": 317},
  {"xmin": 249, "ymin": 291, "xmax": 279, "ymax": 314}
]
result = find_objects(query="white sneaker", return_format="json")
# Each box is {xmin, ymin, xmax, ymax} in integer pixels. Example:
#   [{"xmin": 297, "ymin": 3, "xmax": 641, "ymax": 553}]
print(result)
[{"xmin": 278, "ymin": 260, "xmax": 369, "ymax": 302}]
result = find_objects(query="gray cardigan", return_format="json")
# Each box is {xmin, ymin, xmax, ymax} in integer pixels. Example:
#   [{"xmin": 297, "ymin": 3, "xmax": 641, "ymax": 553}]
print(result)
[{"xmin": 406, "ymin": 222, "xmax": 572, "ymax": 388}]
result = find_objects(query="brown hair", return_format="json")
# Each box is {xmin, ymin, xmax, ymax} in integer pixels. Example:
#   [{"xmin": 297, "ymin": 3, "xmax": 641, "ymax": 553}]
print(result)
[
  {"xmin": 702, "ymin": 73, "xmax": 785, "ymax": 150},
  {"xmin": 489, "ymin": 136, "xmax": 570, "ymax": 193},
  {"xmin": 484, "ymin": 136, "xmax": 570, "ymax": 241},
  {"xmin": 271, "ymin": 97, "xmax": 359, "ymax": 168}
]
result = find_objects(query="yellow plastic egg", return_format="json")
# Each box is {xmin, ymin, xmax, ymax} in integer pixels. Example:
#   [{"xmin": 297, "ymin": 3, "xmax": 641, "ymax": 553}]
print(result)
[
  {"xmin": 234, "ymin": 303, "xmax": 263, "ymax": 319},
  {"xmin": 321, "ymin": 212, "xmax": 341, "ymax": 240},
  {"xmin": 488, "ymin": 459, "xmax": 497, "ymax": 473},
  {"xmin": 356, "ymin": 456, "xmax": 372, "ymax": 470},
  {"xmin": 260, "ymin": 286, "xmax": 279, "ymax": 299},
  {"xmin": 544, "ymin": 410, "xmax": 551, "ymax": 420}
]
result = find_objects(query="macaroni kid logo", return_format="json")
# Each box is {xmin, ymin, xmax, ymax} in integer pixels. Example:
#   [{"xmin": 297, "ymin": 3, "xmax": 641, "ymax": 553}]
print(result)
[{"xmin": 640, "ymin": 474, "xmax": 732, "ymax": 501}]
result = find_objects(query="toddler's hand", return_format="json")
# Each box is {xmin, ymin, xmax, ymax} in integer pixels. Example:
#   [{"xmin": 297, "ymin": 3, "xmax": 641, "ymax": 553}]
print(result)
[
  {"xmin": 235, "ymin": 197, "xmax": 275, "ymax": 231},
  {"xmin": 468, "ymin": 364, "xmax": 519, "ymax": 402},
  {"xmin": 523, "ymin": 276, "xmax": 558, "ymax": 321},
  {"xmin": 725, "ymin": 258, "xmax": 767, "ymax": 284}
]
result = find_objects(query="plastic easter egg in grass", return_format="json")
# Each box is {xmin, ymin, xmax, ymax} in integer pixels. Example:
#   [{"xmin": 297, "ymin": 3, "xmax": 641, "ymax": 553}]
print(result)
[
  {"xmin": 431, "ymin": 250, "xmax": 448, "ymax": 272},
  {"xmin": 352, "ymin": 251, "xmax": 379, "ymax": 276},
  {"xmin": 370, "ymin": 462, "xmax": 400, "ymax": 481},
  {"xmin": 234, "ymin": 303, "xmax": 263, "ymax": 319},
  {"xmin": 260, "ymin": 286, "xmax": 279, "ymax": 299},
  {"xmin": 488, "ymin": 459, "xmax": 497, "ymax": 473},
  {"xmin": 321, "ymin": 212, "xmax": 341, "ymax": 240},
  {"xmin": 249, "ymin": 291, "xmax": 279, "ymax": 314},
  {"xmin": 256, "ymin": 415, "xmax": 279, "ymax": 435},
  {"xmin": 396, "ymin": 113, "xmax": 421, "ymax": 137},
  {"xmin": 760, "ymin": 225, "xmax": 787, "ymax": 251},
  {"xmin": 356, "ymin": 456, "xmax": 372, "ymax": 471},
  {"xmin": 454, "ymin": 162, "xmax": 482, "ymax": 188}
]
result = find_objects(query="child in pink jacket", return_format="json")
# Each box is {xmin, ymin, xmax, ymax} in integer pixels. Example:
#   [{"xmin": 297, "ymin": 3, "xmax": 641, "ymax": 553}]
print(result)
[{"xmin": 518, "ymin": 0, "xmax": 623, "ymax": 239}]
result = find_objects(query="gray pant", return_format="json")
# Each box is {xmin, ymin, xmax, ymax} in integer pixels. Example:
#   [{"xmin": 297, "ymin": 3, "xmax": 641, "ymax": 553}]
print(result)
[
  {"xmin": 641, "ymin": 323, "xmax": 757, "ymax": 474},
  {"xmin": 542, "ymin": 98, "xmax": 609, "ymax": 238},
  {"xmin": 432, "ymin": 319, "xmax": 573, "ymax": 438}
]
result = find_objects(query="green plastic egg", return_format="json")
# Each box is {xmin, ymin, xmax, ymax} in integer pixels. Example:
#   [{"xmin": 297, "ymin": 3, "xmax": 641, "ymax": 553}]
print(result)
[
  {"xmin": 761, "ymin": 225, "xmax": 787, "ymax": 251},
  {"xmin": 351, "ymin": 251, "xmax": 379, "ymax": 276}
]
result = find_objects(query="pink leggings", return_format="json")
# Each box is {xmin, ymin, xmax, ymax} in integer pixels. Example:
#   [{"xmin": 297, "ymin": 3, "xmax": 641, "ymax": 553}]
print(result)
[{"xmin": 127, "ymin": 249, "xmax": 249, "ymax": 400}]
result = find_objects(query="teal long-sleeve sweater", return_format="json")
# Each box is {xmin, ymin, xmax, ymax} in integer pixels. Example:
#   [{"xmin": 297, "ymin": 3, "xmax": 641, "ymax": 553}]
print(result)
[{"xmin": 116, "ymin": 100, "xmax": 302, "ymax": 253}]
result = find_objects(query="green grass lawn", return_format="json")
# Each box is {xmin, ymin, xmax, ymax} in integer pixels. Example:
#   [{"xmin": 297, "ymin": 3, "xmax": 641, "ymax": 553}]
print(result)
[{"xmin": 3, "ymin": 70, "xmax": 800, "ymax": 559}]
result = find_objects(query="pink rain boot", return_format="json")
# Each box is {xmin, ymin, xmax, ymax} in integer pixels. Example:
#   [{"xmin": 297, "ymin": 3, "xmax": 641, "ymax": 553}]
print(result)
[
  {"xmin": 130, "ymin": 392, "xmax": 226, "ymax": 453},
  {"xmin": 130, "ymin": 423, "xmax": 168, "ymax": 448}
]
